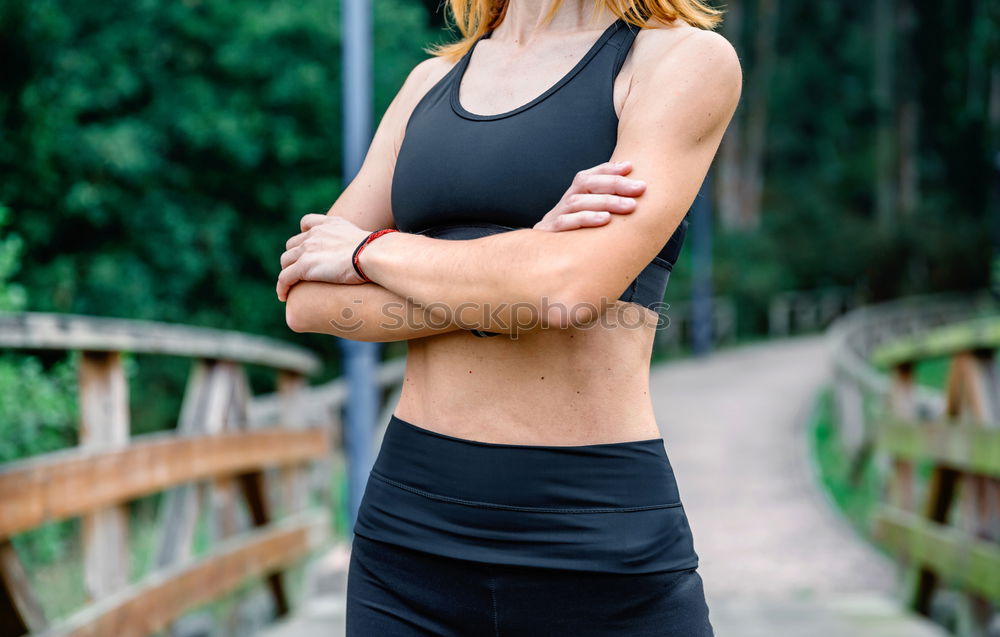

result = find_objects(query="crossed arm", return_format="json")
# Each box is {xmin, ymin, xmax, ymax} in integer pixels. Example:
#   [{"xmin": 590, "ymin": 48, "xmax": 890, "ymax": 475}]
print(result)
[
  {"xmin": 282, "ymin": 29, "xmax": 742, "ymax": 340},
  {"xmin": 282, "ymin": 59, "xmax": 460, "ymax": 341}
]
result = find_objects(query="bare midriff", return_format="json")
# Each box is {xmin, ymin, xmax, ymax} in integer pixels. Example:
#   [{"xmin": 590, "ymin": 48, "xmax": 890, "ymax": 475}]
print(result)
[{"xmin": 394, "ymin": 301, "xmax": 662, "ymax": 445}]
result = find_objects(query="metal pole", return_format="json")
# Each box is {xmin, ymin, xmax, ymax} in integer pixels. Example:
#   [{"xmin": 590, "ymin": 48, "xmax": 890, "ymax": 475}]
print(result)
[
  {"xmin": 340, "ymin": 0, "xmax": 378, "ymax": 528},
  {"xmin": 339, "ymin": 339, "xmax": 380, "ymax": 526},
  {"xmin": 690, "ymin": 172, "xmax": 714, "ymax": 356},
  {"xmin": 342, "ymin": 0, "xmax": 372, "ymax": 174}
]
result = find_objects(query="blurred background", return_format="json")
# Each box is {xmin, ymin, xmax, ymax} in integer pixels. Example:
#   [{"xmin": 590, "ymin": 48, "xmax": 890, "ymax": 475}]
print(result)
[{"xmin": 0, "ymin": 0, "xmax": 998, "ymax": 636}]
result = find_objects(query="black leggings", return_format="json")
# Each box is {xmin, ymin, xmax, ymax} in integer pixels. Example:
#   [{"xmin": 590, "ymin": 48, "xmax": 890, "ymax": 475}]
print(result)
[
  {"xmin": 347, "ymin": 415, "xmax": 713, "ymax": 636},
  {"xmin": 347, "ymin": 534, "xmax": 713, "ymax": 636}
]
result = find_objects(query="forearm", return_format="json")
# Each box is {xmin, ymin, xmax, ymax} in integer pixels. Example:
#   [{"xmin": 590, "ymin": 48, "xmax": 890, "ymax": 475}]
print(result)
[
  {"xmin": 285, "ymin": 280, "xmax": 463, "ymax": 342},
  {"xmin": 358, "ymin": 229, "xmax": 609, "ymax": 332}
]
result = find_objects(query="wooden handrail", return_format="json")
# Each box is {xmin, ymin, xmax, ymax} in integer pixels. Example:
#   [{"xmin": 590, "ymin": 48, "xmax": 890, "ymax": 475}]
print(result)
[
  {"xmin": 875, "ymin": 418, "xmax": 1000, "ymax": 478},
  {"xmin": 0, "ymin": 313, "xmax": 351, "ymax": 637},
  {"xmin": 874, "ymin": 506, "xmax": 1000, "ymax": 604},
  {"xmin": 872, "ymin": 314, "xmax": 1000, "ymax": 368},
  {"xmin": 35, "ymin": 512, "xmax": 327, "ymax": 637},
  {"xmin": 826, "ymin": 295, "xmax": 1000, "ymax": 633},
  {"xmin": 0, "ymin": 428, "xmax": 329, "ymax": 539},
  {"xmin": 0, "ymin": 312, "xmax": 320, "ymax": 375}
]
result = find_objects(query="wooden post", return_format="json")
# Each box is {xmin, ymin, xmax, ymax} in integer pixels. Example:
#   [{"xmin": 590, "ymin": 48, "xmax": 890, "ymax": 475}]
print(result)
[
  {"xmin": 155, "ymin": 359, "xmax": 240, "ymax": 636},
  {"xmin": 155, "ymin": 360, "xmax": 205, "ymax": 569},
  {"xmin": 209, "ymin": 363, "xmax": 250, "ymax": 636},
  {"xmin": 907, "ymin": 352, "xmax": 968, "ymax": 615},
  {"xmin": 886, "ymin": 359, "xmax": 929, "ymax": 612},
  {"xmin": 239, "ymin": 366, "xmax": 292, "ymax": 616},
  {"xmin": 0, "ymin": 312, "xmax": 326, "ymax": 636},
  {"xmin": 211, "ymin": 363, "xmax": 251, "ymax": 544},
  {"xmin": 79, "ymin": 350, "xmax": 130, "ymax": 600},
  {"xmin": 237, "ymin": 470, "xmax": 290, "ymax": 617},
  {"xmin": 953, "ymin": 349, "xmax": 999, "ymax": 633},
  {"xmin": 278, "ymin": 371, "xmax": 309, "ymax": 516},
  {"xmin": 888, "ymin": 361, "xmax": 917, "ymax": 511},
  {"xmin": 155, "ymin": 359, "xmax": 234, "ymax": 568}
]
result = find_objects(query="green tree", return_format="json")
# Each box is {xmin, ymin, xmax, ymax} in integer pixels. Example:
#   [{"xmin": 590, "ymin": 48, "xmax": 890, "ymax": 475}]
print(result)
[{"xmin": 0, "ymin": 0, "xmax": 440, "ymax": 430}]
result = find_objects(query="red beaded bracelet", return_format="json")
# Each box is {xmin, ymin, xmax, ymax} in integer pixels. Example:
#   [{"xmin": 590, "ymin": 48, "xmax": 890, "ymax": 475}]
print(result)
[{"xmin": 351, "ymin": 228, "xmax": 399, "ymax": 283}]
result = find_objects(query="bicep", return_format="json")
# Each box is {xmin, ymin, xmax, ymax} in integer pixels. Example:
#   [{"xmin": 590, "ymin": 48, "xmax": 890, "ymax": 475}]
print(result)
[
  {"xmin": 559, "ymin": 32, "xmax": 743, "ymax": 304},
  {"xmin": 325, "ymin": 59, "xmax": 437, "ymax": 231}
]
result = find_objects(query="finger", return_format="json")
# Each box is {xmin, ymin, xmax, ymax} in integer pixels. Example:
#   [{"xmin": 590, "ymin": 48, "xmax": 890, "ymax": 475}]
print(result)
[
  {"xmin": 536, "ymin": 210, "xmax": 611, "ymax": 232},
  {"xmin": 578, "ymin": 160, "xmax": 632, "ymax": 177},
  {"xmin": 285, "ymin": 231, "xmax": 308, "ymax": 251},
  {"xmin": 280, "ymin": 245, "xmax": 305, "ymax": 269},
  {"xmin": 607, "ymin": 159, "xmax": 633, "ymax": 174},
  {"xmin": 576, "ymin": 174, "xmax": 646, "ymax": 197},
  {"xmin": 276, "ymin": 262, "xmax": 304, "ymax": 302},
  {"xmin": 570, "ymin": 161, "xmax": 633, "ymax": 189},
  {"xmin": 563, "ymin": 193, "xmax": 638, "ymax": 214},
  {"xmin": 552, "ymin": 211, "xmax": 612, "ymax": 231},
  {"xmin": 299, "ymin": 213, "xmax": 330, "ymax": 232}
]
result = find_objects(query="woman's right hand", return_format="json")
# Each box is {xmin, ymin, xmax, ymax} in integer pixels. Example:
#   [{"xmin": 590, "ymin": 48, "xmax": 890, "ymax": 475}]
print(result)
[{"xmin": 533, "ymin": 160, "xmax": 647, "ymax": 232}]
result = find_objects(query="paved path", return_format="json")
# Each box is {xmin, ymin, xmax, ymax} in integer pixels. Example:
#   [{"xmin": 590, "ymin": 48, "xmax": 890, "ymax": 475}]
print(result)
[
  {"xmin": 653, "ymin": 335, "xmax": 943, "ymax": 636},
  {"xmin": 260, "ymin": 336, "xmax": 946, "ymax": 637}
]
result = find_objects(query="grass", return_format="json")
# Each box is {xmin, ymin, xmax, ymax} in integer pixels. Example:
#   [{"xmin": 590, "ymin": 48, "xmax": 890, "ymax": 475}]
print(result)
[
  {"xmin": 872, "ymin": 353, "xmax": 952, "ymax": 390},
  {"xmin": 809, "ymin": 385, "xmax": 883, "ymax": 536},
  {"xmin": 808, "ymin": 383, "xmax": 940, "ymax": 562},
  {"xmin": 914, "ymin": 356, "xmax": 951, "ymax": 391}
]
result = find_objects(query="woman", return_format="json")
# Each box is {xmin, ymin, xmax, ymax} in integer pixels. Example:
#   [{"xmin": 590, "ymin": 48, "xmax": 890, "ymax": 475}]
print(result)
[{"xmin": 278, "ymin": 0, "xmax": 740, "ymax": 633}]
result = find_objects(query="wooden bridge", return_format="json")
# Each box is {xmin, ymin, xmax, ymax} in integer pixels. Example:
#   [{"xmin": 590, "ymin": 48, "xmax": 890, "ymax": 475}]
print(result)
[
  {"xmin": 1, "ymin": 296, "xmax": 999, "ymax": 636},
  {"xmin": 0, "ymin": 313, "xmax": 401, "ymax": 637}
]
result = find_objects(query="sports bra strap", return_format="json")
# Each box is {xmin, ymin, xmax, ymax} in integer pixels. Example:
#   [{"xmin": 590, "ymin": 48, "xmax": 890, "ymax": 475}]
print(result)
[{"xmin": 610, "ymin": 19, "xmax": 640, "ymax": 78}]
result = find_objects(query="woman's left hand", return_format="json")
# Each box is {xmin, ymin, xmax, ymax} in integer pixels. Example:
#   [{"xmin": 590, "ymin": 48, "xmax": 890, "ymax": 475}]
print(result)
[{"xmin": 277, "ymin": 213, "xmax": 371, "ymax": 302}]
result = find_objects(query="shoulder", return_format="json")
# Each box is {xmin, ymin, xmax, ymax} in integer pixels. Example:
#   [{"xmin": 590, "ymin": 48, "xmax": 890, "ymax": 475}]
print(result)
[
  {"xmin": 630, "ymin": 22, "xmax": 742, "ymax": 103},
  {"xmin": 616, "ymin": 21, "xmax": 741, "ymax": 138},
  {"xmin": 385, "ymin": 56, "xmax": 457, "ymax": 125},
  {"xmin": 400, "ymin": 56, "xmax": 457, "ymax": 98},
  {"xmin": 379, "ymin": 56, "xmax": 457, "ymax": 156}
]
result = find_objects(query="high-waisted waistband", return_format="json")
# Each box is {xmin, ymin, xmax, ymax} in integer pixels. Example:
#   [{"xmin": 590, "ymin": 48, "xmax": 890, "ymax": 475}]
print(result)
[{"xmin": 353, "ymin": 415, "xmax": 700, "ymax": 573}]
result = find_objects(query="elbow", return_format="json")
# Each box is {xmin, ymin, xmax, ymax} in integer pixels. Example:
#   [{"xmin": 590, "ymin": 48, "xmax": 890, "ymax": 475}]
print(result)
[
  {"xmin": 285, "ymin": 284, "xmax": 323, "ymax": 334},
  {"xmin": 535, "ymin": 257, "xmax": 605, "ymax": 330},
  {"xmin": 542, "ymin": 286, "xmax": 603, "ymax": 329},
  {"xmin": 285, "ymin": 296, "xmax": 312, "ymax": 334},
  {"xmin": 285, "ymin": 285, "xmax": 390, "ymax": 341}
]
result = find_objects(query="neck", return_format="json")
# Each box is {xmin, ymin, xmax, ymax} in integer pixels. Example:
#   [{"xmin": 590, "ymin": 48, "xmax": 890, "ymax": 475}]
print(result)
[{"xmin": 494, "ymin": 0, "xmax": 617, "ymax": 43}]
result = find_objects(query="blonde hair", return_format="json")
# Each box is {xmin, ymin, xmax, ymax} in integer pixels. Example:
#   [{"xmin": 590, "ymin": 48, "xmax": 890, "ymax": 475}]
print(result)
[{"xmin": 427, "ymin": 0, "xmax": 723, "ymax": 62}]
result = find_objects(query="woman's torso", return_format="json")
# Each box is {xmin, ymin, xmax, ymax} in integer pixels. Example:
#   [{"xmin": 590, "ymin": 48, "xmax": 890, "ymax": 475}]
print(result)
[{"xmin": 390, "ymin": 16, "xmax": 689, "ymax": 445}]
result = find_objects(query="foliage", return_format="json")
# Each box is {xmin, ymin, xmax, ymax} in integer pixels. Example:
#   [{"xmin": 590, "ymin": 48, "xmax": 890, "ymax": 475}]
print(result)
[
  {"xmin": 1, "ymin": 0, "xmax": 435, "ymax": 325},
  {"xmin": 0, "ymin": 205, "xmax": 26, "ymax": 311},
  {"xmin": 675, "ymin": 0, "xmax": 999, "ymax": 332},
  {"xmin": 0, "ymin": 0, "xmax": 439, "ymax": 431},
  {"xmin": 0, "ymin": 4, "xmax": 441, "ymax": 603},
  {"xmin": 808, "ymin": 385, "xmax": 883, "ymax": 541},
  {"xmin": 0, "ymin": 0, "xmax": 997, "ymax": 428},
  {"xmin": 0, "ymin": 207, "xmax": 80, "ymax": 567}
]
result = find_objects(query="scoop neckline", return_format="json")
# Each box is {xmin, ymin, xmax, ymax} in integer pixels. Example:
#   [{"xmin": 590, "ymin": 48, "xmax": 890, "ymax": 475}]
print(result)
[{"xmin": 450, "ymin": 18, "xmax": 624, "ymax": 122}]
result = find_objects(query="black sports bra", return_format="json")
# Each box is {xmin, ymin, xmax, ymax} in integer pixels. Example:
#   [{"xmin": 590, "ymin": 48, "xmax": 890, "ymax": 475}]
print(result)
[{"xmin": 390, "ymin": 17, "xmax": 689, "ymax": 323}]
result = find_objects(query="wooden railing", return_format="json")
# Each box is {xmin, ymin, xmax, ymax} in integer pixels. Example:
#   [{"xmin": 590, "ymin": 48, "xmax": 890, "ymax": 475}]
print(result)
[
  {"xmin": 0, "ymin": 313, "xmax": 332, "ymax": 637},
  {"xmin": 825, "ymin": 295, "xmax": 1000, "ymax": 634},
  {"xmin": 870, "ymin": 316, "xmax": 1000, "ymax": 631},
  {"xmin": 652, "ymin": 295, "xmax": 738, "ymax": 356},
  {"xmin": 768, "ymin": 285, "xmax": 862, "ymax": 337},
  {"xmin": 828, "ymin": 293, "xmax": 997, "ymax": 477}
]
